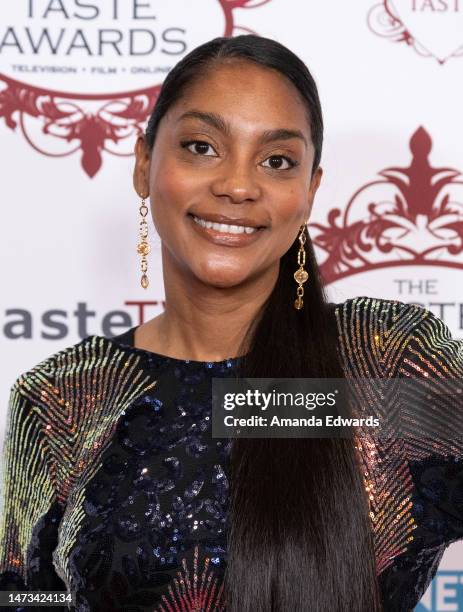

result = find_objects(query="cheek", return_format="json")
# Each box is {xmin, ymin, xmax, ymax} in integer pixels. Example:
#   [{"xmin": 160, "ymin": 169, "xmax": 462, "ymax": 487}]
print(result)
[
  {"xmin": 269, "ymin": 186, "xmax": 307, "ymax": 225},
  {"xmin": 149, "ymin": 157, "xmax": 209, "ymax": 226}
]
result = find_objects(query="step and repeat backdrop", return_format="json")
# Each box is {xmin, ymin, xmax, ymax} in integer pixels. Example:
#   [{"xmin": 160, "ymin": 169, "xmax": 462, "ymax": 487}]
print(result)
[{"xmin": 1, "ymin": 2, "xmax": 462, "ymax": 609}]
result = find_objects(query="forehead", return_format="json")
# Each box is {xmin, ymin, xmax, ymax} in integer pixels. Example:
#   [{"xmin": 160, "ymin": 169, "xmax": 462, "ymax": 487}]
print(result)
[{"xmin": 166, "ymin": 60, "xmax": 310, "ymax": 136}]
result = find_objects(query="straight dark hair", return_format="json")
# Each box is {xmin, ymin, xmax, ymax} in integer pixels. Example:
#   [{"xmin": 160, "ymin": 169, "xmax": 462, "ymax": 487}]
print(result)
[{"xmin": 144, "ymin": 34, "xmax": 381, "ymax": 611}]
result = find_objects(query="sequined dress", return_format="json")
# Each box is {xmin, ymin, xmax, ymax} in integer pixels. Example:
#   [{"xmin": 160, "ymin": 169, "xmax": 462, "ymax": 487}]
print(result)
[{"xmin": 1, "ymin": 297, "xmax": 462, "ymax": 612}]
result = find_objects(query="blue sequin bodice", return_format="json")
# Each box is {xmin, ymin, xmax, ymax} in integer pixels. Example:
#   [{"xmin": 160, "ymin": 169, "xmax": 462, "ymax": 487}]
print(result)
[{"xmin": 1, "ymin": 296, "xmax": 462, "ymax": 612}]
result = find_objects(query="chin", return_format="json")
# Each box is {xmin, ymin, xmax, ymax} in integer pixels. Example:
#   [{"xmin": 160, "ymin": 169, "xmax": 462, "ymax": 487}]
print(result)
[{"xmin": 194, "ymin": 265, "xmax": 250, "ymax": 289}]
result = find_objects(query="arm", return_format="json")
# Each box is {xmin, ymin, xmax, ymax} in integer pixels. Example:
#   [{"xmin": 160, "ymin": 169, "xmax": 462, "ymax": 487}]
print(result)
[
  {"xmin": 0, "ymin": 375, "xmax": 67, "ymax": 608},
  {"xmin": 368, "ymin": 301, "xmax": 463, "ymax": 611},
  {"xmin": 397, "ymin": 303, "xmax": 463, "ymax": 543}
]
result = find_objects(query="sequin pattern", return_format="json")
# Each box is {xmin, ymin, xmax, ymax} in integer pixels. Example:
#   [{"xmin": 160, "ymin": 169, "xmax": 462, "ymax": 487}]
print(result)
[{"xmin": 0, "ymin": 296, "xmax": 462, "ymax": 612}]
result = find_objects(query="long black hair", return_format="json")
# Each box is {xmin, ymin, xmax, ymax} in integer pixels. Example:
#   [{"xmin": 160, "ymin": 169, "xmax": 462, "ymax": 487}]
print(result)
[{"xmin": 144, "ymin": 34, "xmax": 381, "ymax": 612}]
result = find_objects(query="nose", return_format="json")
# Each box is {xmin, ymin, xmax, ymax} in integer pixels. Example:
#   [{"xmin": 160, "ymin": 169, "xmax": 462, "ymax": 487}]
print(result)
[{"xmin": 210, "ymin": 157, "xmax": 262, "ymax": 204}]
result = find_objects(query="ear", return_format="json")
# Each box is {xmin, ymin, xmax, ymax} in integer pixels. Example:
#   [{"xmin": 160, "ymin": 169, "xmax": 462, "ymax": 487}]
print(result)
[
  {"xmin": 133, "ymin": 135, "xmax": 151, "ymax": 198},
  {"xmin": 304, "ymin": 166, "xmax": 323, "ymax": 222}
]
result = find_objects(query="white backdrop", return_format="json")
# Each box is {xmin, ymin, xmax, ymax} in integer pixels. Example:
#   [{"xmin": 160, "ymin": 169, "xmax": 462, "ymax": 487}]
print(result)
[{"xmin": 1, "ymin": 2, "xmax": 462, "ymax": 609}]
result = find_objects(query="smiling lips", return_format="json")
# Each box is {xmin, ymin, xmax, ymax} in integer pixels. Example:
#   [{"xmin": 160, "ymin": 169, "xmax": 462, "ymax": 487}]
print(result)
[{"xmin": 188, "ymin": 212, "xmax": 267, "ymax": 246}]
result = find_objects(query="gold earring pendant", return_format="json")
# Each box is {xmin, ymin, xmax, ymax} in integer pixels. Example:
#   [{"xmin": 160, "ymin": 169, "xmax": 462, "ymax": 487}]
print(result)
[
  {"xmin": 294, "ymin": 223, "xmax": 309, "ymax": 310},
  {"xmin": 137, "ymin": 196, "xmax": 150, "ymax": 289}
]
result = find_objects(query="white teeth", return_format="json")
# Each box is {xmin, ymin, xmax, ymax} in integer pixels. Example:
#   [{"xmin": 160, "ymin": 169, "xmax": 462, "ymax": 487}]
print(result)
[{"xmin": 192, "ymin": 215, "xmax": 258, "ymax": 234}]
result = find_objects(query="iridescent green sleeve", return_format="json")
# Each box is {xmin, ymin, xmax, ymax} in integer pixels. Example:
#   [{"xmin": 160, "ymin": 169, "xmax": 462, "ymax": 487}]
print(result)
[
  {"xmin": 335, "ymin": 297, "xmax": 463, "ymax": 572},
  {"xmin": 0, "ymin": 373, "xmax": 65, "ymax": 593},
  {"xmin": 397, "ymin": 303, "xmax": 463, "ymax": 454},
  {"xmin": 397, "ymin": 303, "xmax": 463, "ymax": 542},
  {"xmin": 0, "ymin": 335, "xmax": 158, "ymax": 600}
]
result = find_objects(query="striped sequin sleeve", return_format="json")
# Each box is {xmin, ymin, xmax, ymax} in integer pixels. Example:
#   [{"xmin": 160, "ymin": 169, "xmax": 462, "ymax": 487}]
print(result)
[
  {"xmin": 0, "ymin": 368, "xmax": 67, "ymax": 596},
  {"xmin": 396, "ymin": 302, "xmax": 463, "ymax": 545}
]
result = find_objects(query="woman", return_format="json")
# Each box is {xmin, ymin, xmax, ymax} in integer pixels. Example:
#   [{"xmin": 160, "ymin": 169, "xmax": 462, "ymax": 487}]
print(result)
[{"xmin": 0, "ymin": 34, "xmax": 462, "ymax": 612}]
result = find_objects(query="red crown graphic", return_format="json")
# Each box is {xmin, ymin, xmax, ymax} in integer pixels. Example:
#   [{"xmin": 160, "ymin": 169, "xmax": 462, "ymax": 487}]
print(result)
[{"xmin": 309, "ymin": 127, "xmax": 463, "ymax": 284}]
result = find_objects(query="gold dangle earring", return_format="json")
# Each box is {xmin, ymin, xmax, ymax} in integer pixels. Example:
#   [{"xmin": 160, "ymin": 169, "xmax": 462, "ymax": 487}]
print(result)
[
  {"xmin": 293, "ymin": 223, "xmax": 309, "ymax": 310},
  {"xmin": 137, "ymin": 195, "xmax": 150, "ymax": 289}
]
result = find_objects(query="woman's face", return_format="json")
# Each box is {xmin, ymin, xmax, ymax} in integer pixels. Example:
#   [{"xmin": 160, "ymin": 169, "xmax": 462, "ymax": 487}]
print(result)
[{"xmin": 134, "ymin": 59, "xmax": 322, "ymax": 289}]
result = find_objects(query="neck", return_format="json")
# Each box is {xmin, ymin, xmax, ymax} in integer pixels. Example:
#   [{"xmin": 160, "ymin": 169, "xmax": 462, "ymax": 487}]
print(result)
[{"xmin": 146, "ymin": 249, "xmax": 280, "ymax": 362}]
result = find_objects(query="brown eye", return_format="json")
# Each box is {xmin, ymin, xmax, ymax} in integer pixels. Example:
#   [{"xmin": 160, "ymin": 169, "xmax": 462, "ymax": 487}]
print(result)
[
  {"xmin": 180, "ymin": 140, "xmax": 217, "ymax": 156},
  {"xmin": 262, "ymin": 155, "xmax": 297, "ymax": 170}
]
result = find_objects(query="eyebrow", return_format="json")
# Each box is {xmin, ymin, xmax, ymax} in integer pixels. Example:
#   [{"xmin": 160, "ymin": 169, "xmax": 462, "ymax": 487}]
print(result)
[{"xmin": 176, "ymin": 110, "xmax": 308, "ymax": 148}]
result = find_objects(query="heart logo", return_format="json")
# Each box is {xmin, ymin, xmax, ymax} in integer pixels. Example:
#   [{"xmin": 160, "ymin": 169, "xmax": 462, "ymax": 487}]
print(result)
[{"xmin": 388, "ymin": 0, "xmax": 463, "ymax": 62}]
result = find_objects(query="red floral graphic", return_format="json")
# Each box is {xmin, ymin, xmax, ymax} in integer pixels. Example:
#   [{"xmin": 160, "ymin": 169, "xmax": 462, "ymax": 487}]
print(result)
[
  {"xmin": 0, "ymin": 0, "xmax": 271, "ymax": 178},
  {"xmin": 310, "ymin": 127, "xmax": 463, "ymax": 284}
]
